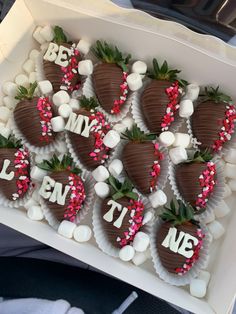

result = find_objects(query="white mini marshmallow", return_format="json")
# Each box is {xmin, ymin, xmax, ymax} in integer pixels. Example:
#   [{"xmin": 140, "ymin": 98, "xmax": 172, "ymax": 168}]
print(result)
[
  {"xmin": 173, "ymin": 133, "xmax": 190, "ymax": 148},
  {"xmin": 103, "ymin": 130, "xmax": 120, "ymax": 148},
  {"xmin": 22, "ymin": 59, "xmax": 35, "ymax": 74},
  {"xmin": 119, "ymin": 245, "xmax": 135, "ymax": 262},
  {"xmin": 169, "ymin": 147, "xmax": 187, "ymax": 164},
  {"xmin": 179, "ymin": 99, "xmax": 194, "ymax": 118},
  {"xmin": 113, "ymin": 123, "xmax": 127, "ymax": 134},
  {"xmin": 24, "ymin": 198, "xmax": 39, "ymax": 210},
  {"xmin": 2, "ymin": 81, "xmax": 18, "ymax": 97},
  {"xmin": 122, "ymin": 117, "xmax": 134, "ymax": 131},
  {"xmin": 203, "ymin": 210, "xmax": 215, "ymax": 224},
  {"xmin": 223, "ymin": 184, "xmax": 232, "ymax": 199},
  {"xmin": 78, "ymin": 60, "xmax": 93, "ymax": 76},
  {"xmin": 29, "ymin": 49, "xmax": 40, "ymax": 61},
  {"xmin": 148, "ymin": 190, "xmax": 167, "ymax": 208},
  {"xmin": 3, "ymin": 96, "xmax": 18, "ymax": 109},
  {"xmin": 142, "ymin": 211, "xmax": 154, "ymax": 225},
  {"xmin": 53, "ymin": 90, "xmax": 70, "ymax": 106},
  {"xmin": 0, "ymin": 107, "xmax": 11, "ymax": 123},
  {"xmin": 131, "ymin": 60, "xmax": 147, "ymax": 75},
  {"xmin": 31, "ymin": 166, "xmax": 47, "ymax": 182},
  {"xmin": 35, "ymin": 153, "xmax": 51, "ymax": 164},
  {"xmin": 94, "ymin": 182, "xmax": 110, "ymax": 199},
  {"xmin": 132, "ymin": 251, "xmax": 148, "ymax": 266},
  {"xmin": 73, "ymin": 225, "xmax": 92, "ymax": 242},
  {"xmin": 126, "ymin": 73, "xmax": 142, "ymax": 91},
  {"xmin": 108, "ymin": 159, "xmax": 123, "ymax": 177},
  {"xmin": 0, "ymin": 126, "xmax": 11, "ymax": 139},
  {"xmin": 224, "ymin": 163, "xmax": 236, "ymax": 179},
  {"xmin": 58, "ymin": 220, "xmax": 76, "ymax": 239},
  {"xmin": 214, "ymin": 200, "xmax": 231, "ymax": 218},
  {"xmin": 190, "ymin": 279, "xmax": 206, "ymax": 298},
  {"xmin": 184, "ymin": 84, "xmax": 200, "ymax": 101},
  {"xmin": 92, "ymin": 165, "xmax": 109, "ymax": 182},
  {"xmin": 133, "ymin": 232, "xmax": 150, "ymax": 252},
  {"xmin": 38, "ymin": 80, "xmax": 53, "ymax": 95},
  {"xmin": 15, "ymin": 74, "xmax": 29, "ymax": 87},
  {"xmin": 56, "ymin": 141, "xmax": 68, "ymax": 154},
  {"xmin": 29, "ymin": 72, "xmax": 37, "ymax": 84},
  {"xmin": 40, "ymin": 25, "xmax": 54, "ymax": 42},
  {"xmin": 198, "ymin": 270, "xmax": 211, "ymax": 286},
  {"xmin": 58, "ymin": 104, "xmax": 72, "ymax": 118},
  {"xmin": 27, "ymin": 205, "xmax": 44, "ymax": 221},
  {"xmin": 32, "ymin": 189, "xmax": 40, "ymax": 202},
  {"xmin": 51, "ymin": 116, "xmax": 65, "ymax": 132},
  {"xmin": 228, "ymin": 179, "xmax": 236, "ymax": 191},
  {"xmin": 208, "ymin": 220, "xmax": 225, "ymax": 240},
  {"xmin": 69, "ymin": 98, "xmax": 80, "ymax": 111},
  {"xmin": 33, "ymin": 26, "xmax": 46, "ymax": 44},
  {"xmin": 77, "ymin": 39, "xmax": 91, "ymax": 55},
  {"xmin": 224, "ymin": 148, "xmax": 236, "ymax": 164},
  {"xmin": 159, "ymin": 131, "xmax": 175, "ymax": 147}
]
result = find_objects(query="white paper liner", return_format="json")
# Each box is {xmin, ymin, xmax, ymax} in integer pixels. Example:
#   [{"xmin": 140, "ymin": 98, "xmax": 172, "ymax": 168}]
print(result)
[
  {"xmin": 131, "ymin": 78, "xmax": 184, "ymax": 135},
  {"xmin": 40, "ymin": 170, "xmax": 95, "ymax": 230},
  {"xmin": 168, "ymin": 158, "xmax": 225, "ymax": 221},
  {"xmin": 111, "ymin": 139, "xmax": 170, "ymax": 194},
  {"xmin": 82, "ymin": 63, "xmax": 133, "ymax": 123},
  {"xmin": 150, "ymin": 218, "xmax": 210, "ymax": 286},
  {"xmin": 11, "ymin": 116, "xmax": 64, "ymax": 155},
  {"xmin": 0, "ymin": 150, "xmax": 34, "ymax": 208},
  {"xmin": 35, "ymin": 53, "xmax": 45, "ymax": 82},
  {"xmin": 93, "ymin": 195, "xmax": 153, "ymax": 258}
]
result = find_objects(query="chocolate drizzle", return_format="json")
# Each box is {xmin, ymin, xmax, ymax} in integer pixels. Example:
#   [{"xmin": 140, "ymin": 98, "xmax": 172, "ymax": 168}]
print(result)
[
  {"xmin": 141, "ymin": 80, "xmax": 178, "ymax": 134},
  {"xmin": 191, "ymin": 101, "xmax": 227, "ymax": 151},
  {"xmin": 93, "ymin": 63, "xmax": 126, "ymax": 113},
  {"xmin": 175, "ymin": 162, "xmax": 208, "ymax": 207},
  {"xmin": 122, "ymin": 142, "xmax": 159, "ymax": 195},
  {"xmin": 14, "ymin": 97, "xmax": 56, "ymax": 147},
  {"xmin": 156, "ymin": 222, "xmax": 200, "ymax": 274},
  {"xmin": 0, "ymin": 148, "xmax": 30, "ymax": 200}
]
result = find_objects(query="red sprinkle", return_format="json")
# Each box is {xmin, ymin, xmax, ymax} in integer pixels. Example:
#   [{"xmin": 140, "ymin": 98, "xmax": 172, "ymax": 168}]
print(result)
[
  {"xmin": 37, "ymin": 97, "xmax": 53, "ymax": 142},
  {"xmin": 150, "ymin": 143, "xmax": 164, "ymax": 192},
  {"xmin": 111, "ymin": 72, "xmax": 128, "ymax": 114}
]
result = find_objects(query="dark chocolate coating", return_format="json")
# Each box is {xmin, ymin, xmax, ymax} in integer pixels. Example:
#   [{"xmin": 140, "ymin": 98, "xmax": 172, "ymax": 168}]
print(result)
[
  {"xmin": 67, "ymin": 109, "xmax": 110, "ymax": 171},
  {"xmin": 191, "ymin": 100, "xmax": 227, "ymax": 151},
  {"xmin": 0, "ymin": 148, "xmax": 30, "ymax": 200},
  {"xmin": 14, "ymin": 97, "xmax": 57, "ymax": 147},
  {"xmin": 101, "ymin": 197, "xmax": 143, "ymax": 248},
  {"xmin": 157, "ymin": 222, "xmax": 200, "ymax": 274},
  {"xmin": 43, "ymin": 43, "xmax": 81, "ymax": 93},
  {"xmin": 175, "ymin": 162, "xmax": 208, "ymax": 208},
  {"xmin": 141, "ymin": 80, "xmax": 178, "ymax": 135},
  {"xmin": 93, "ymin": 63, "xmax": 126, "ymax": 113}
]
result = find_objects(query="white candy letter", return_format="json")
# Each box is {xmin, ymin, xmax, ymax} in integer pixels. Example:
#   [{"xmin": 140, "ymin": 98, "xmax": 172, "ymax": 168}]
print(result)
[
  {"xmin": 39, "ymin": 176, "xmax": 55, "ymax": 199},
  {"xmin": 103, "ymin": 200, "xmax": 122, "ymax": 222},
  {"xmin": 49, "ymin": 182, "xmax": 70, "ymax": 205},
  {"xmin": 43, "ymin": 43, "xmax": 59, "ymax": 62},
  {"xmin": 55, "ymin": 45, "xmax": 72, "ymax": 67},
  {"xmin": 0, "ymin": 159, "xmax": 14, "ymax": 181}
]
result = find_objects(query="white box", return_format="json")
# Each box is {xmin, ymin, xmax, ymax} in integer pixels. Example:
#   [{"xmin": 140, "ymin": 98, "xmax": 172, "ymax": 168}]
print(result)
[{"xmin": 0, "ymin": 1, "xmax": 236, "ymax": 313}]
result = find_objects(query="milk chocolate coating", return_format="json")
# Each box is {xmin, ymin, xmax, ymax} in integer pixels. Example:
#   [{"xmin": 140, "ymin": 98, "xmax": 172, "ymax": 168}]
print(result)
[
  {"xmin": 14, "ymin": 97, "xmax": 57, "ymax": 147},
  {"xmin": 122, "ymin": 142, "xmax": 158, "ymax": 195},
  {"xmin": 141, "ymin": 80, "xmax": 179, "ymax": 135},
  {"xmin": 0, "ymin": 148, "xmax": 30, "ymax": 200},
  {"xmin": 67, "ymin": 109, "xmax": 110, "ymax": 171},
  {"xmin": 191, "ymin": 101, "xmax": 227, "ymax": 151},
  {"xmin": 157, "ymin": 222, "xmax": 200, "ymax": 274},
  {"xmin": 101, "ymin": 197, "xmax": 143, "ymax": 248},
  {"xmin": 93, "ymin": 63, "xmax": 126, "ymax": 113},
  {"xmin": 44, "ymin": 170, "xmax": 74, "ymax": 222},
  {"xmin": 175, "ymin": 162, "xmax": 208, "ymax": 208},
  {"xmin": 43, "ymin": 43, "xmax": 81, "ymax": 93}
]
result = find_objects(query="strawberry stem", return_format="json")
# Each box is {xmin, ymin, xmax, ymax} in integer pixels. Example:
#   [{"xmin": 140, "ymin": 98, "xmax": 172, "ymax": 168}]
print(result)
[{"xmin": 15, "ymin": 82, "xmax": 37, "ymax": 101}]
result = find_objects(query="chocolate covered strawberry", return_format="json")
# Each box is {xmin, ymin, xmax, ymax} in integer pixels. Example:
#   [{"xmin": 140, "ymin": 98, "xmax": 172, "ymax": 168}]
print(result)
[
  {"xmin": 174, "ymin": 151, "xmax": 217, "ymax": 213},
  {"xmin": 140, "ymin": 59, "xmax": 186, "ymax": 135},
  {"xmin": 156, "ymin": 200, "xmax": 205, "ymax": 275},
  {"xmin": 66, "ymin": 96, "xmax": 112, "ymax": 170},
  {"xmin": 122, "ymin": 125, "xmax": 166, "ymax": 195},
  {"xmin": 0, "ymin": 134, "xmax": 31, "ymax": 202},
  {"xmin": 38, "ymin": 154, "xmax": 86, "ymax": 223},
  {"xmin": 43, "ymin": 26, "xmax": 81, "ymax": 93},
  {"xmin": 14, "ymin": 82, "xmax": 57, "ymax": 149},
  {"xmin": 92, "ymin": 41, "xmax": 131, "ymax": 115},
  {"xmin": 101, "ymin": 176, "xmax": 145, "ymax": 248},
  {"xmin": 191, "ymin": 86, "xmax": 236, "ymax": 153}
]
